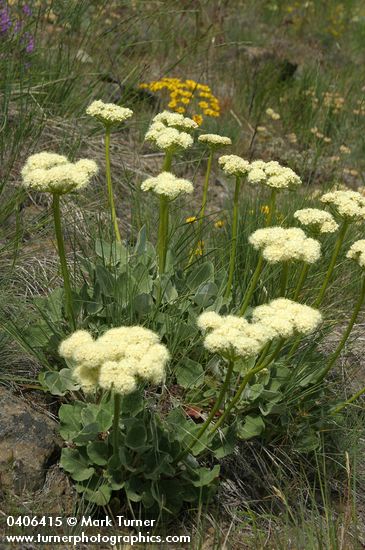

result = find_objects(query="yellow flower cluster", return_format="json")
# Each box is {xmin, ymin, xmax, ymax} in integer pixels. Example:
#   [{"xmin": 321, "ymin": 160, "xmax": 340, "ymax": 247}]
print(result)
[
  {"xmin": 139, "ymin": 77, "xmax": 220, "ymax": 125},
  {"xmin": 59, "ymin": 326, "xmax": 170, "ymax": 395}
]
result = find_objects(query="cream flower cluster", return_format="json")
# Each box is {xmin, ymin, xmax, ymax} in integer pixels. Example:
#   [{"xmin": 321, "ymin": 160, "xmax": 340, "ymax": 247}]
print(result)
[
  {"xmin": 321, "ymin": 190, "xmax": 365, "ymax": 220},
  {"xmin": 218, "ymin": 155, "xmax": 250, "ymax": 177},
  {"xmin": 86, "ymin": 100, "xmax": 133, "ymax": 125},
  {"xmin": 346, "ymin": 240, "xmax": 365, "ymax": 268},
  {"xmin": 141, "ymin": 171, "xmax": 193, "ymax": 199},
  {"xmin": 21, "ymin": 152, "xmax": 98, "ymax": 194},
  {"xmin": 59, "ymin": 326, "xmax": 170, "ymax": 394},
  {"xmin": 145, "ymin": 121, "xmax": 193, "ymax": 150},
  {"xmin": 252, "ymin": 298, "xmax": 322, "ymax": 339},
  {"xmin": 198, "ymin": 134, "xmax": 232, "ymax": 147},
  {"xmin": 197, "ymin": 312, "xmax": 275, "ymax": 359},
  {"xmin": 153, "ymin": 110, "xmax": 198, "ymax": 131},
  {"xmin": 145, "ymin": 110, "xmax": 197, "ymax": 151},
  {"xmin": 249, "ymin": 227, "xmax": 321, "ymax": 264},
  {"xmin": 294, "ymin": 208, "xmax": 339, "ymax": 234},
  {"xmin": 247, "ymin": 160, "xmax": 301, "ymax": 190}
]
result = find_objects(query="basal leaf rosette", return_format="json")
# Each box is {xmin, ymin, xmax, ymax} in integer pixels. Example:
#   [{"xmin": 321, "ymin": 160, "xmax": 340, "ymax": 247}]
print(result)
[
  {"xmin": 141, "ymin": 172, "xmax": 194, "ymax": 200},
  {"xmin": 251, "ymin": 298, "xmax": 322, "ymax": 339},
  {"xmin": 59, "ymin": 326, "xmax": 170, "ymax": 395},
  {"xmin": 218, "ymin": 154, "xmax": 250, "ymax": 178},
  {"xmin": 346, "ymin": 240, "xmax": 365, "ymax": 268},
  {"xmin": 86, "ymin": 99, "xmax": 133, "ymax": 126},
  {"xmin": 21, "ymin": 152, "xmax": 98, "ymax": 195},
  {"xmin": 294, "ymin": 208, "xmax": 339, "ymax": 234},
  {"xmin": 247, "ymin": 160, "xmax": 301, "ymax": 190},
  {"xmin": 197, "ymin": 311, "xmax": 276, "ymax": 361},
  {"xmin": 249, "ymin": 227, "xmax": 321, "ymax": 264},
  {"xmin": 320, "ymin": 189, "xmax": 365, "ymax": 221}
]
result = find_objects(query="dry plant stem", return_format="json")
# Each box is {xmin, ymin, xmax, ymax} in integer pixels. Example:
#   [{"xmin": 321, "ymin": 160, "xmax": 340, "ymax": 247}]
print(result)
[
  {"xmin": 314, "ymin": 220, "xmax": 349, "ymax": 307},
  {"xmin": 318, "ymin": 276, "xmax": 365, "ymax": 382},
  {"xmin": 52, "ymin": 193, "xmax": 76, "ymax": 330},
  {"xmin": 224, "ymin": 176, "xmax": 241, "ymax": 298},
  {"xmin": 177, "ymin": 358, "xmax": 235, "ymax": 461},
  {"xmin": 105, "ymin": 125, "xmax": 121, "ymax": 243},
  {"xmin": 112, "ymin": 392, "xmax": 121, "ymax": 459}
]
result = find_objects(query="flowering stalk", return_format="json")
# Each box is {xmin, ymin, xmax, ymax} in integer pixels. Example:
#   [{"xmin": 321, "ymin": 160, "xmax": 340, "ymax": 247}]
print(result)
[
  {"xmin": 157, "ymin": 150, "xmax": 173, "ymax": 275},
  {"xmin": 293, "ymin": 263, "xmax": 309, "ymax": 300},
  {"xmin": 105, "ymin": 125, "xmax": 121, "ymax": 243},
  {"xmin": 176, "ymin": 358, "xmax": 235, "ymax": 461},
  {"xmin": 210, "ymin": 358, "xmax": 271, "ymax": 434},
  {"xmin": 265, "ymin": 189, "xmax": 277, "ymax": 226},
  {"xmin": 317, "ymin": 276, "xmax": 365, "ymax": 382},
  {"xmin": 280, "ymin": 262, "xmax": 289, "ymax": 296},
  {"xmin": 224, "ymin": 176, "xmax": 242, "ymax": 298},
  {"xmin": 314, "ymin": 220, "xmax": 349, "ymax": 307},
  {"xmin": 239, "ymin": 190, "xmax": 277, "ymax": 315},
  {"xmin": 52, "ymin": 193, "xmax": 76, "ymax": 329},
  {"xmin": 112, "ymin": 392, "xmax": 121, "ymax": 459},
  {"xmin": 239, "ymin": 255, "xmax": 264, "ymax": 315},
  {"xmin": 331, "ymin": 384, "xmax": 365, "ymax": 415},
  {"xmin": 199, "ymin": 149, "xmax": 214, "ymax": 227}
]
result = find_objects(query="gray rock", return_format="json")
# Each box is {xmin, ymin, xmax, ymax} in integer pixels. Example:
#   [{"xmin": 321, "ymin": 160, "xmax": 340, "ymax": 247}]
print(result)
[{"xmin": 0, "ymin": 387, "xmax": 60, "ymax": 493}]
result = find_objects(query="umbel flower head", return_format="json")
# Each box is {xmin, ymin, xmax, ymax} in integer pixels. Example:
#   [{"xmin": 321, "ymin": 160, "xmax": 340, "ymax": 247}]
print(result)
[
  {"xmin": 320, "ymin": 189, "xmax": 365, "ymax": 221},
  {"xmin": 218, "ymin": 154, "xmax": 250, "ymax": 177},
  {"xmin": 346, "ymin": 240, "xmax": 365, "ymax": 268},
  {"xmin": 252, "ymin": 298, "xmax": 322, "ymax": 339},
  {"xmin": 249, "ymin": 227, "xmax": 321, "ymax": 264},
  {"xmin": 59, "ymin": 326, "xmax": 170, "ymax": 394},
  {"xmin": 198, "ymin": 134, "xmax": 232, "ymax": 148},
  {"xmin": 294, "ymin": 208, "xmax": 339, "ymax": 234},
  {"xmin": 153, "ymin": 110, "xmax": 198, "ymax": 132},
  {"xmin": 141, "ymin": 171, "xmax": 193, "ymax": 199},
  {"xmin": 197, "ymin": 312, "xmax": 276, "ymax": 360},
  {"xmin": 21, "ymin": 152, "xmax": 98, "ymax": 194},
  {"xmin": 86, "ymin": 100, "xmax": 133, "ymax": 125},
  {"xmin": 247, "ymin": 160, "xmax": 301, "ymax": 190},
  {"xmin": 145, "ymin": 121, "xmax": 193, "ymax": 151}
]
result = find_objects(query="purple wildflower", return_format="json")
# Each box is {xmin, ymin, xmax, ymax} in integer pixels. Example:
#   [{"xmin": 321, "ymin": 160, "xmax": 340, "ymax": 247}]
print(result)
[
  {"xmin": 0, "ymin": 2, "xmax": 12, "ymax": 34},
  {"xmin": 23, "ymin": 4, "xmax": 32, "ymax": 17}
]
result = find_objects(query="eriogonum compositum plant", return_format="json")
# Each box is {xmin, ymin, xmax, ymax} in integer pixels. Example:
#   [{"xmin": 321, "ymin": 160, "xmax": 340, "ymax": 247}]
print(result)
[
  {"xmin": 21, "ymin": 152, "xmax": 98, "ymax": 328},
  {"xmin": 86, "ymin": 99, "xmax": 133, "ymax": 243},
  {"xmin": 21, "ymin": 105, "xmax": 365, "ymax": 514}
]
